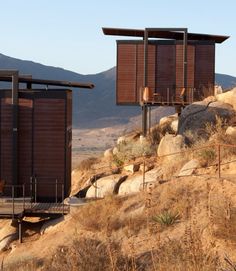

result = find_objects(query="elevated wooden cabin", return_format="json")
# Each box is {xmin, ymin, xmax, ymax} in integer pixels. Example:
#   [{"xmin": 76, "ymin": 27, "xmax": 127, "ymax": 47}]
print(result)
[
  {"xmin": 103, "ymin": 27, "xmax": 229, "ymax": 106},
  {"xmin": 0, "ymin": 71, "xmax": 94, "ymax": 202}
]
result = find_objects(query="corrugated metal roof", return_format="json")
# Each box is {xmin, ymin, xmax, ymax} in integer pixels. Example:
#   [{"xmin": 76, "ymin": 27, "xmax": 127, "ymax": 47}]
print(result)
[{"xmin": 102, "ymin": 27, "xmax": 229, "ymax": 43}]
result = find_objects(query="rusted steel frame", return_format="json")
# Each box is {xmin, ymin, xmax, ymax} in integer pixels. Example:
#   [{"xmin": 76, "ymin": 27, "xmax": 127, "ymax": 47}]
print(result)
[
  {"xmin": 142, "ymin": 29, "xmax": 149, "ymax": 136},
  {"xmin": 0, "ymin": 75, "xmax": 94, "ymax": 89}
]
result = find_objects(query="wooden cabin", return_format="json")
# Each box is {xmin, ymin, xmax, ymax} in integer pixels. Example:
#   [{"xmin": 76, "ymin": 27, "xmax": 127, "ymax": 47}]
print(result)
[
  {"xmin": 103, "ymin": 27, "xmax": 229, "ymax": 105},
  {"xmin": 0, "ymin": 71, "xmax": 94, "ymax": 202}
]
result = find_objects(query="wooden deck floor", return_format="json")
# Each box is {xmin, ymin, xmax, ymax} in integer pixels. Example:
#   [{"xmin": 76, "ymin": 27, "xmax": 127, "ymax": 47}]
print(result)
[{"xmin": 0, "ymin": 202, "xmax": 69, "ymax": 218}]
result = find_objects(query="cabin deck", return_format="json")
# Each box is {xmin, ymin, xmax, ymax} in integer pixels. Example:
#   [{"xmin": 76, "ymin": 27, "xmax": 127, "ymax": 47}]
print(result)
[{"xmin": 0, "ymin": 201, "xmax": 69, "ymax": 218}]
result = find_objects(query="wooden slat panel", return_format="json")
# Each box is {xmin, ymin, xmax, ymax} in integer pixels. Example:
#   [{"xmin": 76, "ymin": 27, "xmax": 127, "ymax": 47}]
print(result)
[
  {"xmin": 176, "ymin": 44, "xmax": 195, "ymax": 102},
  {"xmin": 156, "ymin": 45, "xmax": 175, "ymax": 101},
  {"xmin": 1, "ymin": 98, "xmax": 12, "ymax": 185},
  {"xmin": 34, "ymin": 98, "xmax": 66, "ymax": 198},
  {"xmin": 18, "ymin": 98, "xmax": 32, "ymax": 196},
  {"xmin": 195, "ymin": 45, "xmax": 215, "ymax": 100},
  {"xmin": 136, "ymin": 44, "xmax": 156, "ymax": 102},
  {"xmin": 117, "ymin": 44, "xmax": 137, "ymax": 103}
]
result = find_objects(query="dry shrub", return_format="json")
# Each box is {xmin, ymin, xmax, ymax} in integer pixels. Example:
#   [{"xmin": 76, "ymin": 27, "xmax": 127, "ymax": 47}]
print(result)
[
  {"xmin": 76, "ymin": 195, "xmax": 125, "ymax": 232},
  {"xmin": 195, "ymin": 147, "xmax": 216, "ymax": 167},
  {"xmin": 113, "ymin": 140, "xmax": 154, "ymax": 167},
  {"xmin": 4, "ymin": 258, "xmax": 43, "ymax": 271},
  {"xmin": 6, "ymin": 239, "xmax": 136, "ymax": 271},
  {"xmin": 149, "ymin": 123, "xmax": 175, "ymax": 146},
  {"xmin": 76, "ymin": 157, "xmax": 98, "ymax": 172},
  {"xmin": 148, "ymin": 234, "xmax": 219, "ymax": 271}
]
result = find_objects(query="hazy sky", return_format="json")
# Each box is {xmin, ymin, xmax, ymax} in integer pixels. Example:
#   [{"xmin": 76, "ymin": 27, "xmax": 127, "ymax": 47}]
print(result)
[{"xmin": 0, "ymin": 0, "xmax": 235, "ymax": 76}]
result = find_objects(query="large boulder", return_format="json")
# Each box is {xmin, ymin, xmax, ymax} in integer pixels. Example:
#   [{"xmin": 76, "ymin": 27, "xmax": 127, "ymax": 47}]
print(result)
[
  {"xmin": 0, "ymin": 220, "xmax": 18, "ymax": 251},
  {"xmin": 40, "ymin": 216, "xmax": 65, "ymax": 235},
  {"xmin": 178, "ymin": 100, "xmax": 235, "ymax": 137},
  {"xmin": 124, "ymin": 164, "xmax": 140, "ymax": 174},
  {"xmin": 86, "ymin": 174, "xmax": 127, "ymax": 198},
  {"xmin": 104, "ymin": 148, "xmax": 113, "ymax": 160},
  {"xmin": 157, "ymin": 134, "xmax": 185, "ymax": 158},
  {"xmin": 216, "ymin": 88, "xmax": 236, "ymax": 110},
  {"xmin": 178, "ymin": 159, "xmax": 199, "ymax": 177},
  {"xmin": 226, "ymin": 126, "xmax": 236, "ymax": 138},
  {"xmin": 159, "ymin": 113, "xmax": 178, "ymax": 127},
  {"xmin": 119, "ymin": 168, "xmax": 163, "ymax": 195}
]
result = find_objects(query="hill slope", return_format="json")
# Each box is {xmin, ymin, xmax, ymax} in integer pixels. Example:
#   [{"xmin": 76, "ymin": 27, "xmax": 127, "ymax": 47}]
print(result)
[{"xmin": 1, "ymin": 53, "xmax": 236, "ymax": 128}]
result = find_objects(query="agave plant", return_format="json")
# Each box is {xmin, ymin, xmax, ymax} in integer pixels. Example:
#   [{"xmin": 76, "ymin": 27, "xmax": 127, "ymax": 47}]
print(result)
[{"xmin": 152, "ymin": 210, "xmax": 180, "ymax": 226}]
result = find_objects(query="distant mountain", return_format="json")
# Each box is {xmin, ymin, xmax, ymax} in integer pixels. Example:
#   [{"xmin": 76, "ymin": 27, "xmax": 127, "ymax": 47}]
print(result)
[
  {"xmin": 0, "ymin": 53, "xmax": 235, "ymax": 128},
  {"xmin": 215, "ymin": 73, "xmax": 236, "ymax": 89}
]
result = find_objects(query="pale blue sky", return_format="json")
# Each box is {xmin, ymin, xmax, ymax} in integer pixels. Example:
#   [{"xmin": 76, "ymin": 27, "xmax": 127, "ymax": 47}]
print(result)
[{"xmin": 0, "ymin": 0, "xmax": 235, "ymax": 76}]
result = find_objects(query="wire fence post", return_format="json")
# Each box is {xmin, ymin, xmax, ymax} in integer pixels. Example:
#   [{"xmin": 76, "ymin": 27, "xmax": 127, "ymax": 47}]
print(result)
[
  {"xmin": 218, "ymin": 144, "xmax": 221, "ymax": 179},
  {"xmin": 142, "ymin": 157, "xmax": 146, "ymax": 190},
  {"xmin": 12, "ymin": 186, "xmax": 15, "ymax": 219},
  {"xmin": 95, "ymin": 175, "xmax": 97, "ymax": 198}
]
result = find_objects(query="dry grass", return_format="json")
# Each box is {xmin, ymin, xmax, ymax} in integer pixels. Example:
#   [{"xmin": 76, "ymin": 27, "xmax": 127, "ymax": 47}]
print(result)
[
  {"xmin": 76, "ymin": 157, "xmax": 99, "ymax": 171},
  {"xmin": 6, "ymin": 177, "xmax": 236, "ymax": 271},
  {"xmin": 148, "ymin": 123, "xmax": 175, "ymax": 147},
  {"xmin": 75, "ymin": 195, "xmax": 125, "ymax": 232}
]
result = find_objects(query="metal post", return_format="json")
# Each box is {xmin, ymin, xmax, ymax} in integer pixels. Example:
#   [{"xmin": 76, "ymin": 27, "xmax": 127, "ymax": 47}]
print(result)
[
  {"xmin": 183, "ymin": 29, "xmax": 188, "ymax": 103},
  {"xmin": 11, "ymin": 72, "xmax": 19, "ymax": 189},
  {"xmin": 95, "ymin": 175, "xmax": 97, "ymax": 198},
  {"xmin": 142, "ymin": 29, "xmax": 149, "ymax": 136},
  {"xmin": 12, "ymin": 186, "xmax": 15, "ymax": 219},
  {"xmin": 148, "ymin": 106, "xmax": 151, "ymax": 134},
  {"xmin": 143, "ymin": 158, "xmax": 146, "ymax": 190},
  {"xmin": 23, "ymin": 184, "xmax": 25, "ymax": 210},
  {"xmin": 62, "ymin": 184, "xmax": 65, "ymax": 215},
  {"xmin": 34, "ymin": 177, "xmax": 37, "ymax": 203},
  {"xmin": 30, "ymin": 177, "xmax": 33, "ymax": 208},
  {"xmin": 218, "ymin": 144, "xmax": 221, "ymax": 179},
  {"xmin": 167, "ymin": 88, "xmax": 170, "ymax": 104},
  {"xmin": 55, "ymin": 179, "xmax": 58, "ymax": 203},
  {"xmin": 19, "ymin": 220, "xmax": 22, "ymax": 243}
]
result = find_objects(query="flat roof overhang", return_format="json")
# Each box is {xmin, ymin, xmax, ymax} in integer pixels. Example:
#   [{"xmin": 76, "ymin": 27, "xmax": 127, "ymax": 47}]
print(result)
[{"xmin": 102, "ymin": 27, "xmax": 229, "ymax": 43}]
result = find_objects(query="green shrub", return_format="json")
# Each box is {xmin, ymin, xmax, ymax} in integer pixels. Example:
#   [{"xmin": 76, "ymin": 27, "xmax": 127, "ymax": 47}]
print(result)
[
  {"xmin": 197, "ymin": 148, "xmax": 216, "ymax": 166},
  {"xmin": 112, "ymin": 140, "xmax": 154, "ymax": 166},
  {"xmin": 152, "ymin": 211, "xmax": 180, "ymax": 226}
]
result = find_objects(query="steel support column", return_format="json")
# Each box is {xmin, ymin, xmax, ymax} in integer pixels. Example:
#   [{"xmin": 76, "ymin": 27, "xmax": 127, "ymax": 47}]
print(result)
[
  {"xmin": 183, "ymin": 29, "xmax": 188, "ymax": 103},
  {"xmin": 142, "ymin": 29, "xmax": 149, "ymax": 136}
]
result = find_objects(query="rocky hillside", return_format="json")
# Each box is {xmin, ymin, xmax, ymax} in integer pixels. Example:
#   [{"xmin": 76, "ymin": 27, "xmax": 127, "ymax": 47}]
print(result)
[
  {"xmin": 1, "ymin": 88, "xmax": 236, "ymax": 270},
  {"xmin": 1, "ymin": 53, "xmax": 236, "ymax": 128}
]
